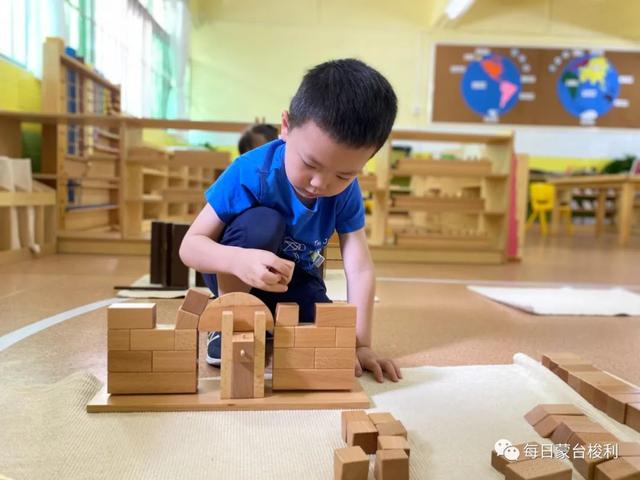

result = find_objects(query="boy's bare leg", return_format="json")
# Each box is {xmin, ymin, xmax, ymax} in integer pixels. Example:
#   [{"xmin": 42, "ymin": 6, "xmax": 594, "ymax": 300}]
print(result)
[{"xmin": 216, "ymin": 272, "xmax": 251, "ymax": 296}]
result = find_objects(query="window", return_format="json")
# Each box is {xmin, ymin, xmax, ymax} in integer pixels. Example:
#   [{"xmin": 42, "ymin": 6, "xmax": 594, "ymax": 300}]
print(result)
[
  {"xmin": 0, "ymin": 0, "xmax": 29, "ymax": 66},
  {"xmin": 63, "ymin": 0, "xmax": 95, "ymax": 63}
]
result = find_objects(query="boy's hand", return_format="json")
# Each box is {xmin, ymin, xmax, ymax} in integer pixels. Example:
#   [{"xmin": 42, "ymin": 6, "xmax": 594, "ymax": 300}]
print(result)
[
  {"xmin": 355, "ymin": 346, "xmax": 402, "ymax": 383},
  {"xmin": 234, "ymin": 249, "xmax": 295, "ymax": 292}
]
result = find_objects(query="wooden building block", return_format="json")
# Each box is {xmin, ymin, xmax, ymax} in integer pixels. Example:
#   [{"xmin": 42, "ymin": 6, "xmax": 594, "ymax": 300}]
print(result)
[
  {"xmin": 491, "ymin": 442, "xmax": 541, "ymax": 475},
  {"xmin": 541, "ymin": 352, "xmax": 586, "ymax": 370},
  {"xmin": 107, "ymin": 329, "xmax": 129, "ymax": 350},
  {"xmin": 273, "ymin": 348, "xmax": 314, "ymax": 369},
  {"xmin": 376, "ymin": 420, "xmax": 408, "ymax": 439},
  {"xmin": 374, "ymin": 449, "xmax": 409, "ymax": 480},
  {"xmin": 272, "ymin": 368, "xmax": 354, "ymax": 391},
  {"xmin": 378, "ymin": 435, "xmax": 410, "ymax": 456},
  {"xmin": 618, "ymin": 443, "xmax": 640, "ymax": 457},
  {"xmin": 569, "ymin": 371, "xmax": 631, "ymax": 405},
  {"xmin": 253, "ymin": 311, "xmax": 266, "ymax": 399},
  {"xmin": 231, "ymin": 332, "xmax": 254, "ymax": 399},
  {"xmin": 532, "ymin": 414, "xmax": 589, "ymax": 438},
  {"xmin": 274, "ymin": 327, "xmax": 295, "ymax": 348},
  {"xmin": 341, "ymin": 410, "xmax": 369, "ymax": 442},
  {"xmin": 108, "ymin": 351, "xmax": 152, "ymax": 372},
  {"xmin": 275, "ymin": 303, "xmax": 299, "ymax": 326},
  {"xmin": 571, "ymin": 432, "xmax": 620, "ymax": 480},
  {"xmin": 595, "ymin": 457, "xmax": 640, "ymax": 480},
  {"xmin": 551, "ymin": 420, "xmax": 605, "ymax": 445},
  {"xmin": 334, "ymin": 446, "xmax": 368, "ymax": 480},
  {"xmin": 174, "ymin": 329, "xmax": 197, "ymax": 350},
  {"xmin": 294, "ymin": 325, "xmax": 336, "ymax": 347},
  {"xmin": 199, "ymin": 292, "xmax": 274, "ymax": 332},
  {"xmin": 175, "ymin": 308, "xmax": 199, "ymax": 329},
  {"xmin": 108, "ymin": 303, "xmax": 156, "ymax": 329},
  {"xmin": 505, "ymin": 458, "xmax": 572, "ymax": 480},
  {"xmin": 108, "ymin": 372, "xmax": 197, "ymax": 394},
  {"xmin": 606, "ymin": 394, "xmax": 640, "ymax": 424},
  {"xmin": 220, "ymin": 311, "xmax": 234, "ymax": 400},
  {"xmin": 347, "ymin": 419, "xmax": 378, "ymax": 454},
  {"xmin": 336, "ymin": 328, "xmax": 356, "ymax": 347},
  {"xmin": 181, "ymin": 288, "xmax": 210, "ymax": 316},
  {"xmin": 593, "ymin": 385, "xmax": 640, "ymax": 413},
  {"xmin": 152, "ymin": 350, "xmax": 196, "ymax": 372},
  {"xmin": 524, "ymin": 404, "xmax": 584, "ymax": 426},
  {"xmin": 315, "ymin": 303, "xmax": 357, "ymax": 327},
  {"xmin": 130, "ymin": 327, "xmax": 175, "ymax": 351},
  {"xmin": 368, "ymin": 412, "xmax": 396, "ymax": 426},
  {"xmin": 315, "ymin": 348, "xmax": 356, "ymax": 369},
  {"xmin": 627, "ymin": 403, "xmax": 640, "ymax": 433}
]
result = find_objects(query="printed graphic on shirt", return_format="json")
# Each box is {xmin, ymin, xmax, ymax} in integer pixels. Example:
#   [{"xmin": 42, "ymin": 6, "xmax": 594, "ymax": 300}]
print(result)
[{"xmin": 281, "ymin": 236, "xmax": 328, "ymax": 270}]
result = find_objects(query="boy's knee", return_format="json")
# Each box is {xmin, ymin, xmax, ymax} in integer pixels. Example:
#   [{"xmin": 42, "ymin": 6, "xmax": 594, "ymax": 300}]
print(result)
[{"xmin": 227, "ymin": 207, "xmax": 285, "ymax": 252}]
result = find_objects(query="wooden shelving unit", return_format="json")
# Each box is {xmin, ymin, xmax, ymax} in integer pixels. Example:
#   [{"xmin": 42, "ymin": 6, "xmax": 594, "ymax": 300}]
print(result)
[{"xmin": 41, "ymin": 37, "xmax": 123, "ymax": 239}]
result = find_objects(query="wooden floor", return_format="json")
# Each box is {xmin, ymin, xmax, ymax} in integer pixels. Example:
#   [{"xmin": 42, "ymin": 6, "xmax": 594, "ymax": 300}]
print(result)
[{"xmin": 1, "ymin": 230, "xmax": 639, "ymax": 390}]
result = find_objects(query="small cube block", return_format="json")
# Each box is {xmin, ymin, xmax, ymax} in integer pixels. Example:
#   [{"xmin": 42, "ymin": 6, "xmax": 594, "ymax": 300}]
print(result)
[
  {"xmin": 626, "ymin": 403, "xmax": 640, "ymax": 433},
  {"xmin": 369, "ymin": 412, "xmax": 396, "ymax": 426},
  {"xmin": 376, "ymin": 420, "xmax": 407, "ymax": 439},
  {"xmin": 491, "ymin": 442, "xmax": 541, "ymax": 475},
  {"xmin": 274, "ymin": 326, "xmax": 295, "ymax": 348},
  {"xmin": 347, "ymin": 420, "xmax": 378, "ymax": 454},
  {"xmin": 108, "ymin": 303, "xmax": 156, "ymax": 329},
  {"xmin": 175, "ymin": 308, "xmax": 199, "ymax": 329},
  {"xmin": 174, "ymin": 329, "xmax": 197, "ymax": 350},
  {"xmin": 334, "ymin": 446, "xmax": 368, "ymax": 480},
  {"xmin": 275, "ymin": 303, "xmax": 299, "ymax": 326},
  {"xmin": 315, "ymin": 303, "xmax": 357, "ymax": 327},
  {"xmin": 533, "ymin": 414, "xmax": 589, "ymax": 438},
  {"xmin": 341, "ymin": 410, "xmax": 369, "ymax": 442},
  {"xmin": 107, "ymin": 329, "xmax": 130, "ymax": 350},
  {"xmin": 595, "ymin": 457, "xmax": 640, "ymax": 480},
  {"xmin": 374, "ymin": 449, "xmax": 409, "ymax": 480},
  {"xmin": 378, "ymin": 435, "xmax": 410, "ymax": 456},
  {"xmin": 336, "ymin": 328, "xmax": 356, "ymax": 347},
  {"xmin": 524, "ymin": 404, "xmax": 584, "ymax": 426},
  {"xmin": 181, "ymin": 289, "xmax": 210, "ymax": 315}
]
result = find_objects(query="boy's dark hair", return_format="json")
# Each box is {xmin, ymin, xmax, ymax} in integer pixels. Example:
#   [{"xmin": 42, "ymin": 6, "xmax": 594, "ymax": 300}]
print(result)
[
  {"xmin": 288, "ymin": 59, "xmax": 397, "ymax": 152},
  {"xmin": 238, "ymin": 123, "xmax": 279, "ymax": 154}
]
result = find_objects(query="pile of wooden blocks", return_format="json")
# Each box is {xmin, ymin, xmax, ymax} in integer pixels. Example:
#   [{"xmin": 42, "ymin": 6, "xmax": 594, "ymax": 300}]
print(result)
[
  {"xmin": 335, "ymin": 410, "xmax": 410, "ymax": 480},
  {"xmin": 516, "ymin": 403, "xmax": 640, "ymax": 479},
  {"xmin": 491, "ymin": 440, "xmax": 573, "ymax": 480},
  {"xmin": 541, "ymin": 353, "xmax": 640, "ymax": 434},
  {"xmin": 107, "ymin": 289, "xmax": 210, "ymax": 394},
  {"xmin": 272, "ymin": 302, "xmax": 357, "ymax": 391}
]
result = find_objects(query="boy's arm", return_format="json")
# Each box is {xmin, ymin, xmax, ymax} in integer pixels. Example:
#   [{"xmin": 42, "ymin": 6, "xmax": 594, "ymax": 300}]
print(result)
[
  {"xmin": 339, "ymin": 228, "xmax": 402, "ymax": 383},
  {"xmin": 179, "ymin": 204, "xmax": 293, "ymax": 292}
]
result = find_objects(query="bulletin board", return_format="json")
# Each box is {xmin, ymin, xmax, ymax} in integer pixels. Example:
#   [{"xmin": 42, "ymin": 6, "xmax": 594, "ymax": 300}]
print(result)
[{"xmin": 432, "ymin": 44, "xmax": 640, "ymax": 128}]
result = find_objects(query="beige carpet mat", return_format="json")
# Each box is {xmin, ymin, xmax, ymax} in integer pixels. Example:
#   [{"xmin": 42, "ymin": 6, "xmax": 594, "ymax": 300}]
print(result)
[{"xmin": 2, "ymin": 354, "xmax": 639, "ymax": 480}]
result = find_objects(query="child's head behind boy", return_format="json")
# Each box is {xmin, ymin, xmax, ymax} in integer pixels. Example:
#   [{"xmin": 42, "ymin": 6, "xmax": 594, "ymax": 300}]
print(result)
[{"xmin": 280, "ymin": 59, "xmax": 397, "ymax": 202}]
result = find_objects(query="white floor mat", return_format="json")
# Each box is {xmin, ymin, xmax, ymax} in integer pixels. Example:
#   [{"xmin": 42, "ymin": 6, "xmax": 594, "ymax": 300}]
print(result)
[
  {"xmin": 469, "ymin": 286, "xmax": 640, "ymax": 316},
  {"xmin": 2, "ymin": 354, "xmax": 639, "ymax": 479}
]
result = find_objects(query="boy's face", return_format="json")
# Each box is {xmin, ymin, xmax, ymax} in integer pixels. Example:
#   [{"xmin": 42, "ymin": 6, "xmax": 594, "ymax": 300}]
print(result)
[{"xmin": 280, "ymin": 111, "xmax": 375, "ymax": 201}]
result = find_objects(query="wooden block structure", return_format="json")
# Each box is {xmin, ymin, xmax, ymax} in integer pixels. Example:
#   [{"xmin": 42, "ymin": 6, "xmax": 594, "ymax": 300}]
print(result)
[
  {"xmin": 272, "ymin": 302, "xmax": 357, "ymax": 391},
  {"xmin": 106, "ymin": 289, "xmax": 209, "ymax": 394},
  {"xmin": 198, "ymin": 292, "xmax": 274, "ymax": 400},
  {"xmin": 338, "ymin": 410, "xmax": 410, "ymax": 480},
  {"xmin": 541, "ymin": 352, "xmax": 640, "ymax": 434}
]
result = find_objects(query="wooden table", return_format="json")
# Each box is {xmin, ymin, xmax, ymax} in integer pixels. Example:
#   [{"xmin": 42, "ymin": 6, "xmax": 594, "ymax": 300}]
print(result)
[{"xmin": 548, "ymin": 174, "xmax": 640, "ymax": 246}]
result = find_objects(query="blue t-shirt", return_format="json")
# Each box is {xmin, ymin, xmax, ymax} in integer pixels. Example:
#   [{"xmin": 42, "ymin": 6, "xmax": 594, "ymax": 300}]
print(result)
[{"xmin": 205, "ymin": 139, "xmax": 365, "ymax": 273}]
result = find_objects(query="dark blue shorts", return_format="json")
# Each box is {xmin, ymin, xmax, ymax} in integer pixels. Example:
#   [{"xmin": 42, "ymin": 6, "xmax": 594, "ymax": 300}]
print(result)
[{"xmin": 201, "ymin": 206, "xmax": 331, "ymax": 324}]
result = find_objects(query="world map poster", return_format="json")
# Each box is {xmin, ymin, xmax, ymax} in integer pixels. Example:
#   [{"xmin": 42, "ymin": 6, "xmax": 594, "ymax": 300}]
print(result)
[{"xmin": 432, "ymin": 44, "xmax": 639, "ymax": 128}]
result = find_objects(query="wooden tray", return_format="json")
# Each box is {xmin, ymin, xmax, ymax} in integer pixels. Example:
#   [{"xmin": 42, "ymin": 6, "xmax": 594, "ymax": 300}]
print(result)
[{"xmin": 87, "ymin": 377, "xmax": 370, "ymax": 413}]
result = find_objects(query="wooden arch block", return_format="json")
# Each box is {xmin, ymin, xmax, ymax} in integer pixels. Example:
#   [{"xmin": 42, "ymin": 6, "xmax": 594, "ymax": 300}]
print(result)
[{"xmin": 199, "ymin": 292, "xmax": 274, "ymax": 332}]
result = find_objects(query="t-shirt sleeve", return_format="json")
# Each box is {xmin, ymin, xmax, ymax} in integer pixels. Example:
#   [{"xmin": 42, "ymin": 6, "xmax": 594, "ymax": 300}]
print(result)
[
  {"xmin": 335, "ymin": 178, "xmax": 365, "ymax": 234},
  {"xmin": 204, "ymin": 158, "xmax": 260, "ymax": 225}
]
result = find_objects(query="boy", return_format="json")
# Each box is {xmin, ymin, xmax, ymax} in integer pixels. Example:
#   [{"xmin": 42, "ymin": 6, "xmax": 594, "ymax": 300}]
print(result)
[{"xmin": 179, "ymin": 59, "xmax": 401, "ymax": 383}]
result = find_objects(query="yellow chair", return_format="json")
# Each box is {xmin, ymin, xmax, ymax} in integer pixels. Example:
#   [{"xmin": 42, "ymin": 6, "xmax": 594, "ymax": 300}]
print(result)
[{"xmin": 526, "ymin": 182, "xmax": 573, "ymax": 235}]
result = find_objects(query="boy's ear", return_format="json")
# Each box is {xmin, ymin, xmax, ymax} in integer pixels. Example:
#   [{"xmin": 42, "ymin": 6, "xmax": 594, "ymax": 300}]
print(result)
[{"xmin": 280, "ymin": 110, "xmax": 290, "ymax": 141}]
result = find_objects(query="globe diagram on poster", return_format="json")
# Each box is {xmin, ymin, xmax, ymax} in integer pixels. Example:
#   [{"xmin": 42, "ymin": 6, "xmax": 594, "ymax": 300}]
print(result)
[
  {"xmin": 461, "ymin": 53, "xmax": 522, "ymax": 119},
  {"xmin": 556, "ymin": 54, "xmax": 620, "ymax": 122}
]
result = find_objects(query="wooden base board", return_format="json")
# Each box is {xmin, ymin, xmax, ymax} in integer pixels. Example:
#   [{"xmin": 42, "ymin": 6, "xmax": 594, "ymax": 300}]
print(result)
[{"xmin": 86, "ymin": 377, "xmax": 370, "ymax": 413}]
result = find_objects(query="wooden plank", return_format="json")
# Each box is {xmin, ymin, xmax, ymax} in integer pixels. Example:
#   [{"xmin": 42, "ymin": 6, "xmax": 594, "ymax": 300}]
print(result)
[
  {"xmin": 231, "ymin": 332, "xmax": 255, "ymax": 399},
  {"xmin": 393, "ymin": 158, "xmax": 493, "ymax": 177},
  {"xmin": 253, "ymin": 312, "xmax": 266, "ymax": 399},
  {"xmin": 172, "ymin": 150, "xmax": 230, "ymax": 169},
  {"xmin": 87, "ymin": 377, "xmax": 369, "ymax": 412},
  {"xmin": 220, "ymin": 311, "xmax": 234, "ymax": 400},
  {"xmin": 272, "ymin": 368, "xmax": 354, "ymax": 391},
  {"xmin": 394, "ymin": 195, "xmax": 485, "ymax": 213},
  {"xmin": 0, "ymin": 191, "xmax": 56, "ymax": 207}
]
